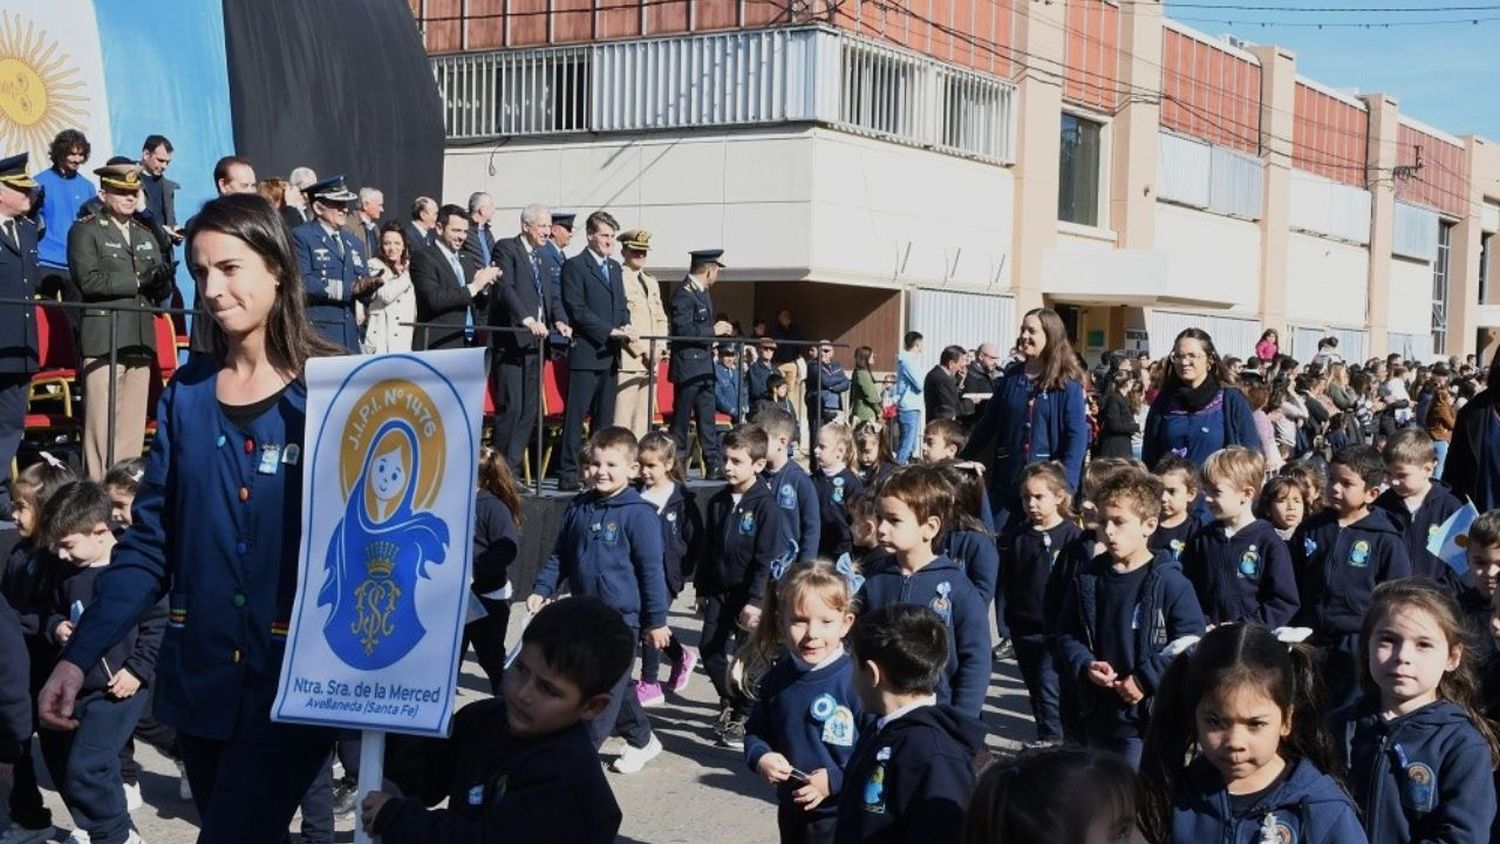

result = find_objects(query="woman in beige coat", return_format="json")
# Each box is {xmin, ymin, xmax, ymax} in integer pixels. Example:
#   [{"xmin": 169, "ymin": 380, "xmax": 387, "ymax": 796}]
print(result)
[{"xmin": 361, "ymin": 222, "xmax": 416, "ymax": 354}]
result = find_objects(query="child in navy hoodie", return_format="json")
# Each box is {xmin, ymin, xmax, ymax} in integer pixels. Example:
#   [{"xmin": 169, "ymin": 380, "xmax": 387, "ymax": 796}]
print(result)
[
  {"xmin": 1373, "ymin": 429, "xmax": 1466, "ymax": 595},
  {"xmin": 758, "ymin": 406, "xmax": 821, "ymax": 566},
  {"xmin": 633, "ymin": 433, "xmax": 702, "ymax": 708},
  {"xmin": 1055, "ymin": 467, "xmax": 1206, "ymax": 768},
  {"xmin": 1330, "ymin": 580, "xmax": 1499, "ymax": 844},
  {"xmin": 834, "ymin": 604, "xmax": 986, "ymax": 844},
  {"xmin": 1151, "ymin": 456, "xmax": 1202, "ymax": 563},
  {"xmin": 1183, "ymin": 447, "xmax": 1300, "ymax": 628},
  {"xmin": 964, "ymin": 747, "xmax": 1146, "ymax": 844},
  {"xmin": 528, "ymin": 427, "xmax": 670, "ymax": 772},
  {"xmin": 363, "ymin": 596, "xmax": 627, "ymax": 844},
  {"xmin": 811, "ymin": 422, "xmax": 865, "ymax": 559},
  {"xmin": 467, "ymin": 446, "xmax": 523, "ymax": 695},
  {"xmin": 937, "ymin": 462, "xmax": 1000, "ymax": 608},
  {"xmin": 1140, "ymin": 624, "xmax": 1366, "ymax": 844},
  {"xmin": 857, "ymin": 464, "xmax": 990, "ymax": 718},
  {"xmin": 1291, "ymin": 445, "xmax": 1412, "ymax": 709},
  {"xmin": 852, "ymin": 421, "xmax": 896, "ymax": 489},
  {"xmin": 746, "ymin": 560, "xmax": 864, "ymax": 844},
  {"xmin": 698, "ymin": 426, "xmax": 784, "ymax": 749},
  {"xmin": 1004, "ymin": 461, "xmax": 1082, "ymax": 746}
]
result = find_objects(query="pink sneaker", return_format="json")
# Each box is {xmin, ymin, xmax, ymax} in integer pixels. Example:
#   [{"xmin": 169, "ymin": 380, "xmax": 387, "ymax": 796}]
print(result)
[
  {"xmin": 668, "ymin": 647, "xmax": 699, "ymax": 693},
  {"xmin": 635, "ymin": 680, "xmax": 665, "ymax": 707}
]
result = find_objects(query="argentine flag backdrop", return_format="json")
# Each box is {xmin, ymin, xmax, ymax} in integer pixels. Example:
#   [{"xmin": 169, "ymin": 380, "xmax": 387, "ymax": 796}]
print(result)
[{"xmin": 0, "ymin": 0, "xmax": 444, "ymax": 319}]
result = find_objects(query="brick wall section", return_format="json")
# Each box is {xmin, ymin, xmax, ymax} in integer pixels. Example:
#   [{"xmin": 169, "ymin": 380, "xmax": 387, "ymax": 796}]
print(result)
[
  {"xmin": 1292, "ymin": 82, "xmax": 1369, "ymax": 187},
  {"xmin": 1395, "ymin": 122, "xmax": 1468, "ymax": 217},
  {"xmin": 1062, "ymin": 0, "xmax": 1119, "ymax": 111},
  {"xmin": 1159, "ymin": 28, "xmax": 1260, "ymax": 155}
]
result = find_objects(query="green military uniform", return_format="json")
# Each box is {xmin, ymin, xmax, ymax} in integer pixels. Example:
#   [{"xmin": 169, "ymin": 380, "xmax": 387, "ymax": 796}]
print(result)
[{"xmin": 68, "ymin": 195, "xmax": 167, "ymax": 362}]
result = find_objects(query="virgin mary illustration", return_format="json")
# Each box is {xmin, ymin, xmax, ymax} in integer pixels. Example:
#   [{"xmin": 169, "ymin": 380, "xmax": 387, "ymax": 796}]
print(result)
[{"xmin": 318, "ymin": 417, "xmax": 449, "ymax": 670}]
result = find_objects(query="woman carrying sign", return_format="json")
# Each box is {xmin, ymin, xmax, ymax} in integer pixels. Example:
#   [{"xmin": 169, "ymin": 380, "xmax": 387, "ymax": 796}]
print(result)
[{"xmin": 39, "ymin": 194, "xmax": 345, "ymax": 840}]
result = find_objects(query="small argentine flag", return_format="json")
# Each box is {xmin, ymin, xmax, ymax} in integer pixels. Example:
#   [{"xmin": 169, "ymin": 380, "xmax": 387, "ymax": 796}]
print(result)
[{"xmin": 1428, "ymin": 503, "xmax": 1481, "ymax": 575}]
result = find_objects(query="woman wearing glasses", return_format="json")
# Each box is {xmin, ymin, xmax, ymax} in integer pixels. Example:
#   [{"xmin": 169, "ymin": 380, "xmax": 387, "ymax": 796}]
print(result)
[{"xmin": 1141, "ymin": 328, "xmax": 1262, "ymax": 469}]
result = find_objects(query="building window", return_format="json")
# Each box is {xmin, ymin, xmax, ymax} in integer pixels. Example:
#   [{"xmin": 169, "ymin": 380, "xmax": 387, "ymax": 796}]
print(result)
[
  {"xmin": 1059, "ymin": 113, "xmax": 1102, "ymax": 227},
  {"xmin": 1481, "ymin": 232, "xmax": 1493, "ymax": 305},
  {"xmin": 1433, "ymin": 221, "xmax": 1453, "ymax": 353}
]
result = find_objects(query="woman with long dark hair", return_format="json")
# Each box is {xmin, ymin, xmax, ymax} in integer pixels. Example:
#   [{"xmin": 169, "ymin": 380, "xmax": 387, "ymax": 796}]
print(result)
[
  {"xmin": 1094, "ymin": 370, "xmax": 1139, "ymax": 459},
  {"xmin": 850, "ymin": 345, "xmax": 882, "ymax": 423},
  {"xmin": 39, "ymin": 194, "xmax": 346, "ymax": 839},
  {"xmin": 1141, "ymin": 328, "xmax": 1262, "ymax": 468},
  {"xmin": 962, "ymin": 307, "xmax": 1089, "ymax": 529}
]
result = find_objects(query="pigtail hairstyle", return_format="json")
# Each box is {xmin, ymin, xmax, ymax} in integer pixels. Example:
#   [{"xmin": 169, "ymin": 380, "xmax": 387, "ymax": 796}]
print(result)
[
  {"xmin": 476, "ymin": 446, "xmax": 524, "ymax": 527},
  {"xmin": 966, "ymin": 748, "xmax": 1143, "ymax": 844},
  {"xmin": 1360, "ymin": 580, "xmax": 1500, "ymax": 766},
  {"xmin": 1140, "ymin": 624, "xmax": 1343, "ymax": 843},
  {"xmin": 639, "ymin": 431, "xmax": 687, "ymax": 486},
  {"xmin": 15, "ymin": 456, "xmax": 78, "ymax": 512}
]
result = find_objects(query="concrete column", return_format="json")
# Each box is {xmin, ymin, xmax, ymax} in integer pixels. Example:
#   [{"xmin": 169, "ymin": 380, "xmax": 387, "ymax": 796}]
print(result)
[
  {"xmin": 1008, "ymin": 0, "xmax": 1068, "ymax": 313},
  {"xmin": 1362, "ymin": 93, "xmax": 1400, "ymax": 357},
  {"xmin": 1249, "ymin": 45, "xmax": 1296, "ymax": 336},
  {"xmin": 1446, "ymin": 135, "xmax": 1490, "ymax": 355},
  {"xmin": 1109, "ymin": 0, "xmax": 1163, "ymax": 249}
]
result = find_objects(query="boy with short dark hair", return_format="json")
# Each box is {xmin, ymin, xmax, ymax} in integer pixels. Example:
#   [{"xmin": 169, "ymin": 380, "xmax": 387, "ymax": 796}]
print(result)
[
  {"xmin": 36, "ymin": 481, "xmax": 164, "ymax": 844},
  {"xmin": 858, "ymin": 465, "xmax": 990, "ymax": 717},
  {"xmin": 753, "ymin": 375, "xmax": 797, "ymax": 429},
  {"xmin": 698, "ymin": 425, "xmax": 784, "ymax": 748},
  {"xmin": 756, "ymin": 407, "xmax": 820, "ymax": 565},
  {"xmin": 833, "ymin": 604, "xmax": 985, "ymax": 844},
  {"xmin": 1291, "ymin": 444, "xmax": 1413, "ymax": 708},
  {"xmin": 528, "ymin": 426, "xmax": 670, "ymax": 772},
  {"xmin": 1055, "ymin": 468, "xmax": 1205, "ymax": 768},
  {"xmin": 1149, "ymin": 456, "xmax": 1200, "ymax": 562},
  {"xmin": 1181, "ymin": 446, "xmax": 1300, "ymax": 627},
  {"xmin": 1373, "ymin": 427, "xmax": 1465, "ymax": 594},
  {"xmin": 362, "ymin": 596, "xmax": 629, "ymax": 843},
  {"xmin": 919, "ymin": 419, "xmax": 966, "ymax": 464}
]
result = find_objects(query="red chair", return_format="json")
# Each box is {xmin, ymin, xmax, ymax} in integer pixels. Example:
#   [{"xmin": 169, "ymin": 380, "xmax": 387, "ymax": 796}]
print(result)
[
  {"xmin": 25, "ymin": 303, "xmax": 80, "ymax": 438},
  {"xmin": 652, "ymin": 359, "xmax": 674, "ymax": 426},
  {"xmin": 153, "ymin": 315, "xmax": 178, "ymax": 383},
  {"xmin": 538, "ymin": 359, "xmax": 571, "ymax": 479}
]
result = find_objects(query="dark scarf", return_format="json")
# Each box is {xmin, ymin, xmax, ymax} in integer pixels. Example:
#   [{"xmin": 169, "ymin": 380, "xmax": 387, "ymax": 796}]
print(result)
[{"xmin": 1172, "ymin": 376, "xmax": 1220, "ymax": 413}]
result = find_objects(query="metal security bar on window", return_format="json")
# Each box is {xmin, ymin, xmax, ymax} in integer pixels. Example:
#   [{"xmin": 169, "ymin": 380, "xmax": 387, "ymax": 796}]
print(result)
[
  {"xmin": 432, "ymin": 45, "xmax": 591, "ymax": 137},
  {"xmin": 935, "ymin": 67, "xmax": 1011, "ymax": 162},
  {"xmin": 838, "ymin": 38, "xmax": 922, "ymax": 141}
]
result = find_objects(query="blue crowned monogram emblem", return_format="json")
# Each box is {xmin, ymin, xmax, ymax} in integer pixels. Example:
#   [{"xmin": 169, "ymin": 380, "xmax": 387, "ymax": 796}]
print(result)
[{"xmin": 319, "ymin": 418, "xmax": 450, "ymax": 670}]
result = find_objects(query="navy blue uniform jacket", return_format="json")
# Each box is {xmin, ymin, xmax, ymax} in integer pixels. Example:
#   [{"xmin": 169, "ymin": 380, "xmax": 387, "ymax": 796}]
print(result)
[
  {"xmin": 668, "ymin": 277, "xmax": 715, "ymax": 383},
  {"xmin": 471, "ymin": 490, "xmax": 519, "ymax": 595},
  {"xmin": 560, "ymin": 250, "xmax": 628, "ymax": 372},
  {"xmin": 640, "ymin": 481, "xmax": 702, "ymax": 595},
  {"xmin": 1291, "ymin": 509, "xmax": 1412, "ymax": 637},
  {"xmin": 1003, "ymin": 519, "xmax": 1084, "ymax": 636},
  {"xmin": 943, "ymin": 527, "xmax": 999, "ymax": 606},
  {"xmin": 811, "ymin": 467, "xmax": 864, "ymax": 559},
  {"xmin": 1373, "ymin": 483, "xmax": 1466, "ymax": 594},
  {"xmin": 1182, "ymin": 519, "xmax": 1300, "ymax": 627},
  {"xmin": 0, "ymin": 592, "xmax": 27, "ymax": 764},
  {"xmin": 1141, "ymin": 385, "xmax": 1262, "ymax": 469},
  {"xmin": 1332, "ymin": 697, "xmax": 1496, "ymax": 844},
  {"xmin": 744, "ymin": 652, "xmax": 862, "ymax": 817},
  {"xmin": 765, "ymin": 460, "xmax": 820, "ymax": 565},
  {"xmin": 293, "ymin": 219, "xmax": 366, "ymax": 352},
  {"xmin": 1054, "ymin": 551, "xmax": 1206, "ymax": 724},
  {"xmin": 961, "ymin": 362, "xmax": 1089, "ymax": 496},
  {"xmin": 1172, "ymin": 756, "xmax": 1367, "ymax": 844},
  {"xmin": 0, "ymin": 213, "xmax": 40, "ymax": 375},
  {"xmin": 533, "ymin": 487, "xmax": 669, "ymax": 631},
  {"xmin": 61, "ymin": 357, "xmax": 332, "ymax": 743},
  {"xmin": 375, "ymin": 697, "xmax": 621, "ymax": 844},
  {"xmin": 833, "ymin": 704, "xmax": 986, "ymax": 844},
  {"xmin": 857, "ymin": 557, "xmax": 990, "ymax": 717},
  {"xmin": 698, "ymin": 481, "xmax": 783, "ymax": 606},
  {"xmin": 47, "ymin": 563, "xmax": 167, "ymax": 693}
]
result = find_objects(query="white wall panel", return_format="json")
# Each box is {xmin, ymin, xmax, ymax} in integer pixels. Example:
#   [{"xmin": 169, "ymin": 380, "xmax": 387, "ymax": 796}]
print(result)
[
  {"xmin": 1392, "ymin": 201, "xmax": 1439, "ymax": 261},
  {"xmin": 1288, "ymin": 170, "xmax": 1371, "ymax": 244},
  {"xmin": 1157, "ymin": 132, "xmax": 1211, "ymax": 208},
  {"xmin": 909, "ymin": 290, "xmax": 1015, "ymax": 373},
  {"xmin": 1154, "ymin": 204, "xmax": 1260, "ymax": 309},
  {"xmin": 1285, "ymin": 232, "xmax": 1369, "ymax": 327},
  {"xmin": 1389, "ymin": 256, "xmax": 1436, "ymax": 335},
  {"xmin": 1146, "ymin": 310, "xmax": 1263, "ymax": 361}
]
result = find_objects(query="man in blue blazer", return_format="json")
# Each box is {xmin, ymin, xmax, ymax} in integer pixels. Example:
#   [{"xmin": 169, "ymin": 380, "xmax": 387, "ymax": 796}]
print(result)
[
  {"xmin": 556, "ymin": 211, "xmax": 635, "ymax": 489},
  {"xmin": 0, "ymin": 152, "xmax": 39, "ymax": 518},
  {"xmin": 292, "ymin": 176, "xmax": 378, "ymax": 353}
]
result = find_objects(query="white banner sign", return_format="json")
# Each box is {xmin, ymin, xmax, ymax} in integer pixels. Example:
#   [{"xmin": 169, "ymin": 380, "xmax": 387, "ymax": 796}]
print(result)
[{"xmin": 272, "ymin": 349, "xmax": 485, "ymax": 736}]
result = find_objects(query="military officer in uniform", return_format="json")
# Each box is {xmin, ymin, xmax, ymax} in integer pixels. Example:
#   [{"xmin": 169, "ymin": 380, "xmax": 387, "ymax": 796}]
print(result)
[
  {"xmin": 669, "ymin": 249, "xmax": 726, "ymax": 477},
  {"xmin": 616, "ymin": 229, "xmax": 669, "ymax": 437},
  {"xmin": 0, "ymin": 153, "xmax": 40, "ymax": 516},
  {"xmin": 292, "ymin": 175, "xmax": 379, "ymax": 353},
  {"xmin": 70, "ymin": 162, "xmax": 173, "ymax": 480},
  {"xmin": 540, "ymin": 211, "xmax": 573, "ymax": 351}
]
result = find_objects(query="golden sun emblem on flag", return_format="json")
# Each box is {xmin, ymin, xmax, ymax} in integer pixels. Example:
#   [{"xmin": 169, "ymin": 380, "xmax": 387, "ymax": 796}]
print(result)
[{"xmin": 0, "ymin": 12, "xmax": 89, "ymax": 164}]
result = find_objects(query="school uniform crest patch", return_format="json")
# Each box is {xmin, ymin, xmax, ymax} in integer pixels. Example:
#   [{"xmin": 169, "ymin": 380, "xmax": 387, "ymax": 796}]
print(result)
[
  {"xmin": 1303, "ymin": 537, "xmax": 1318, "ymax": 556},
  {"xmin": 832, "ymin": 476, "xmax": 846, "ymax": 504},
  {"xmin": 739, "ymin": 511, "xmax": 756, "ymax": 535},
  {"xmin": 1169, "ymin": 538, "xmax": 1185, "ymax": 561},
  {"xmin": 1237, "ymin": 546, "xmax": 1261, "ymax": 580},
  {"xmin": 863, "ymin": 763, "xmax": 887, "ymax": 814},
  {"xmin": 1348, "ymin": 539, "xmax": 1371, "ymax": 567},
  {"xmin": 930, "ymin": 581, "xmax": 953, "ymax": 623},
  {"xmin": 602, "ymin": 521, "xmax": 620, "ymax": 543},
  {"xmin": 822, "ymin": 706, "xmax": 855, "ymax": 746},
  {"xmin": 1403, "ymin": 761, "xmax": 1437, "ymax": 812},
  {"xmin": 779, "ymin": 483, "xmax": 797, "ymax": 509},
  {"xmin": 1257, "ymin": 811, "xmax": 1297, "ymax": 844}
]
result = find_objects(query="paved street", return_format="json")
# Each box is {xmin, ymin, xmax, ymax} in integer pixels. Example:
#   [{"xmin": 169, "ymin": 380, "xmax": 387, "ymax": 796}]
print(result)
[{"xmin": 3, "ymin": 589, "xmax": 1031, "ymax": 843}]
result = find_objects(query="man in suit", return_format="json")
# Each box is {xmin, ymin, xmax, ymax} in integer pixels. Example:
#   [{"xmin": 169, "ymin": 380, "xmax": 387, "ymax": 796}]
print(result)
[
  {"xmin": 0, "ymin": 153, "xmax": 39, "ymax": 517},
  {"xmin": 344, "ymin": 187, "xmax": 383, "ymax": 257},
  {"xmin": 461, "ymin": 192, "xmax": 496, "ymax": 269},
  {"xmin": 616, "ymin": 229, "xmax": 669, "ymax": 437},
  {"xmin": 923, "ymin": 344, "xmax": 967, "ymax": 422},
  {"xmin": 407, "ymin": 197, "xmax": 437, "ymax": 251},
  {"xmin": 555, "ymin": 210, "xmax": 634, "ymax": 490},
  {"xmin": 282, "ymin": 166, "xmax": 317, "ymax": 229},
  {"xmin": 293, "ymin": 175, "xmax": 379, "ymax": 353},
  {"xmin": 539, "ymin": 211, "xmax": 574, "ymax": 351},
  {"xmin": 188, "ymin": 156, "xmax": 258, "ymax": 357},
  {"xmin": 489, "ymin": 203, "xmax": 572, "ymax": 472},
  {"xmin": 669, "ymin": 249, "xmax": 726, "ymax": 478},
  {"xmin": 410, "ymin": 203, "xmax": 498, "ymax": 351}
]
